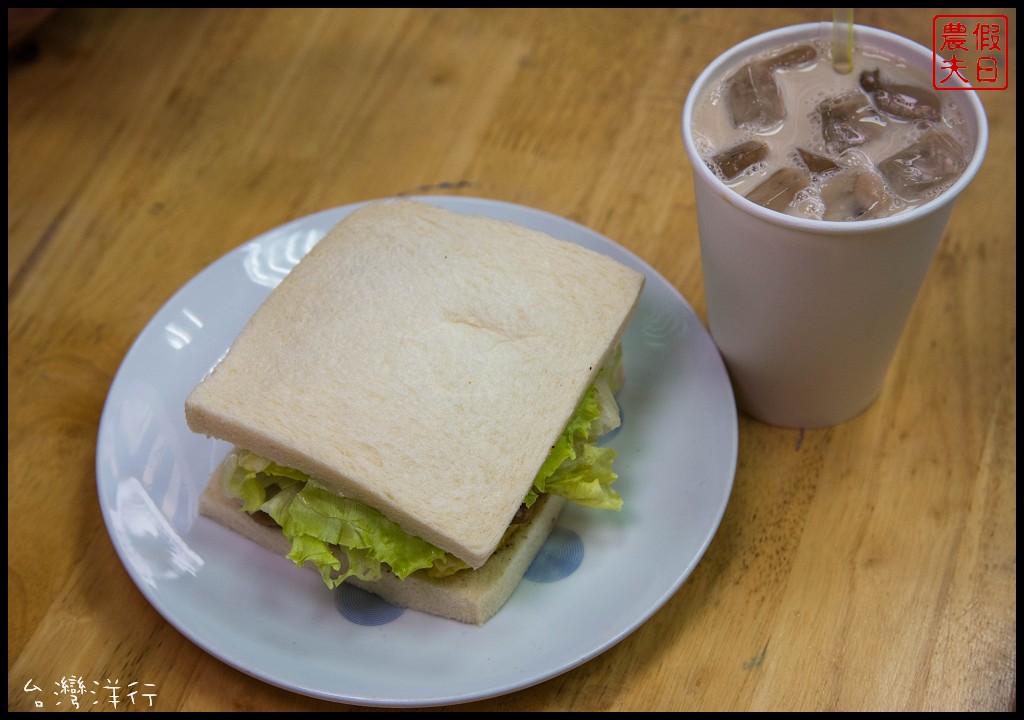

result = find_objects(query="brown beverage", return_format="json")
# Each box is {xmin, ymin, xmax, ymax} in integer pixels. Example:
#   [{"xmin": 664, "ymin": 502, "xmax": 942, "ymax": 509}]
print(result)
[{"xmin": 691, "ymin": 36, "xmax": 972, "ymax": 221}]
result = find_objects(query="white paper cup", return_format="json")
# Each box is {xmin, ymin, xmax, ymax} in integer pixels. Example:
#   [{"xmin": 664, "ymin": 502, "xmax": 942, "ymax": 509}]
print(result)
[{"xmin": 682, "ymin": 23, "xmax": 988, "ymax": 428}]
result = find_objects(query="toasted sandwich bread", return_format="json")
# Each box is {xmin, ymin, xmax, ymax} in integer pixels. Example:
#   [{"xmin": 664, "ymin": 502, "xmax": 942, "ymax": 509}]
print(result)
[
  {"xmin": 186, "ymin": 199, "xmax": 644, "ymax": 623},
  {"xmin": 186, "ymin": 199, "xmax": 644, "ymax": 568}
]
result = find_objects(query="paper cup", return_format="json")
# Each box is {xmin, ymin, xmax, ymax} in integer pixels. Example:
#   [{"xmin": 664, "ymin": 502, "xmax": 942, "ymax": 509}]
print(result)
[{"xmin": 682, "ymin": 23, "xmax": 988, "ymax": 428}]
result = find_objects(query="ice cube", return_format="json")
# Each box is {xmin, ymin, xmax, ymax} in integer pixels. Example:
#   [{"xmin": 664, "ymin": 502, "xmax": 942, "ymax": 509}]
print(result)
[
  {"xmin": 821, "ymin": 168, "xmax": 892, "ymax": 221},
  {"xmin": 797, "ymin": 147, "xmax": 840, "ymax": 174},
  {"xmin": 727, "ymin": 61, "xmax": 786, "ymax": 129},
  {"xmin": 726, "ymin": 44, "xmax": 816, "ymax": 130},
  {"xmin": 711, "ymin": 140, "xmax": 770, "ymax": 179},
  {"xmin": 860, "ymin": 68, "xmax": 940, "ymax": 122},
  {"xmin": 765, "ymin": 44, "xmax": 817, "ymax": 71},
  {"xmin": 745, "ymin": 167, "xmax": 810, "ymax": 213},
  {"xmin": 819, "ymin": 91, "xmax": 886, "ymax": 152},
  {"xmin": 877, "ymin": 129, "xmax": 968, "ymax": 200}
]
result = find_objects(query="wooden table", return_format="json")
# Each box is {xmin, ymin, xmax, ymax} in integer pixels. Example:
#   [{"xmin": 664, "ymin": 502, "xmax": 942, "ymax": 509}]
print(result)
[{"xmin": 8, "ymin": 8, "xmax": 1015, "ymax": 711}]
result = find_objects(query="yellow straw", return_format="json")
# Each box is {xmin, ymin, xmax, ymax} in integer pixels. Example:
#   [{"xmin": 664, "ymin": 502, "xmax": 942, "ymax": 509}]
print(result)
[{"xmin": 832, "ymin": 8, "xmax": 854, "ymax": 74}]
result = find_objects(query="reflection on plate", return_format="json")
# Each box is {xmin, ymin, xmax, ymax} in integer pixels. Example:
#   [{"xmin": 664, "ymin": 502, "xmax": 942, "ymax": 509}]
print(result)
[{"xmin": 96, "ymin": 196, "xmax": 737, "ymax": 707}]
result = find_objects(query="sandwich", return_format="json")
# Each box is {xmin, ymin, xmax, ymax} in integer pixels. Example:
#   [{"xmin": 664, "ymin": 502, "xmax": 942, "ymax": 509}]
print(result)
[{"xmin": 185, "ymin": 199, "xmax": 645, "ymax": 624}]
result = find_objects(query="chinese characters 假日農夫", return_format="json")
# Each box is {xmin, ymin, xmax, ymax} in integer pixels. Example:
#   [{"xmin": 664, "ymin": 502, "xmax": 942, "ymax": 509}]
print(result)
[{"xmin": 934, "ymin": 16, "xmax": 1008, "ymax": 89}]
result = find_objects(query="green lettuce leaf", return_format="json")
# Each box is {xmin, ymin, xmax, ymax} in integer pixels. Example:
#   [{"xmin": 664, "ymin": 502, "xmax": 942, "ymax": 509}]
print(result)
[
  {"xmin": 225, "ymin": 450, "xmax": 447, "ymax": 586},
  {"xmin": 524, "ymin": 367, "xmax": 623, "ymax": 510}
]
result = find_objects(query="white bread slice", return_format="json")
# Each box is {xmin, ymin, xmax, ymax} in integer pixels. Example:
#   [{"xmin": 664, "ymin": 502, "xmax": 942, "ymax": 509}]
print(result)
[
  {"xmin": 185, "ymin": 199, "xmax": 643, "ymax": 568},
  {"xmin": 198, "ymin": 459, "xmax": 568, "ymax": 625}
]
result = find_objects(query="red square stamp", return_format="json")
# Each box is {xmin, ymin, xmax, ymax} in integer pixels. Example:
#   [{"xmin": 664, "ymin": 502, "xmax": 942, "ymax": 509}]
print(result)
[{"xmin": 933, "ymin": 14, "xmax": 1009, "ymax": 90}]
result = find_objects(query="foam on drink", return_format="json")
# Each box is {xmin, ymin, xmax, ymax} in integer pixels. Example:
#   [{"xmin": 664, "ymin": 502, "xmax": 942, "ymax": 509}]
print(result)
[{"xmin": 691, "ymin": 35, "xmax": 972, "ymax": 221}]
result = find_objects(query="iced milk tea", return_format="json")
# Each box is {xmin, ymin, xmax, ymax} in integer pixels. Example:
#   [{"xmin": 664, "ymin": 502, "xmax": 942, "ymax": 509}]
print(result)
[{"xmin": 691, "ymin": 35, "xmax": 973, "ymax": 221}]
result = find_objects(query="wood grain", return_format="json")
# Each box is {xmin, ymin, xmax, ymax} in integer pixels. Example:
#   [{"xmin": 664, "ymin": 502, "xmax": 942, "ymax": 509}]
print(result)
[{"xmin": 8, "ymin": 8, "xmax": 1015, "ymax": 711}]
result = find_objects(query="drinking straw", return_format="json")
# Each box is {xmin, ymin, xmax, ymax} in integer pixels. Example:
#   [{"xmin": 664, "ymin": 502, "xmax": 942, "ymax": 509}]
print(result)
[{"xmin": 832, "ymin": 8, "xmax": 854, "ymax": 74}]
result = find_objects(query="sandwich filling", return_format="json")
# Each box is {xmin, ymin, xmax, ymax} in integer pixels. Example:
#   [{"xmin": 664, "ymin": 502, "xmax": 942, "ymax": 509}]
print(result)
[{"xmin": 219, "ymin": 346, "xmax": 627, "ymax": 589}]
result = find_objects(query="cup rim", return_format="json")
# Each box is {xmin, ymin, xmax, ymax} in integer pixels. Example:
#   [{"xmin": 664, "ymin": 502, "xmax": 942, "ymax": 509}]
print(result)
[{"xmin": 681, "ymin": 22, "xmax": 990, "ymax": 235}]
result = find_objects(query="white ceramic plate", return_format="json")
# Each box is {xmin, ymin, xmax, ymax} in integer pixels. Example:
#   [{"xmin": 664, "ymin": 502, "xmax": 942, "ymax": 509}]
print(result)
[{"xmin": 96, "ymin": 196, "xmax": 737, "ymax": 707}]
